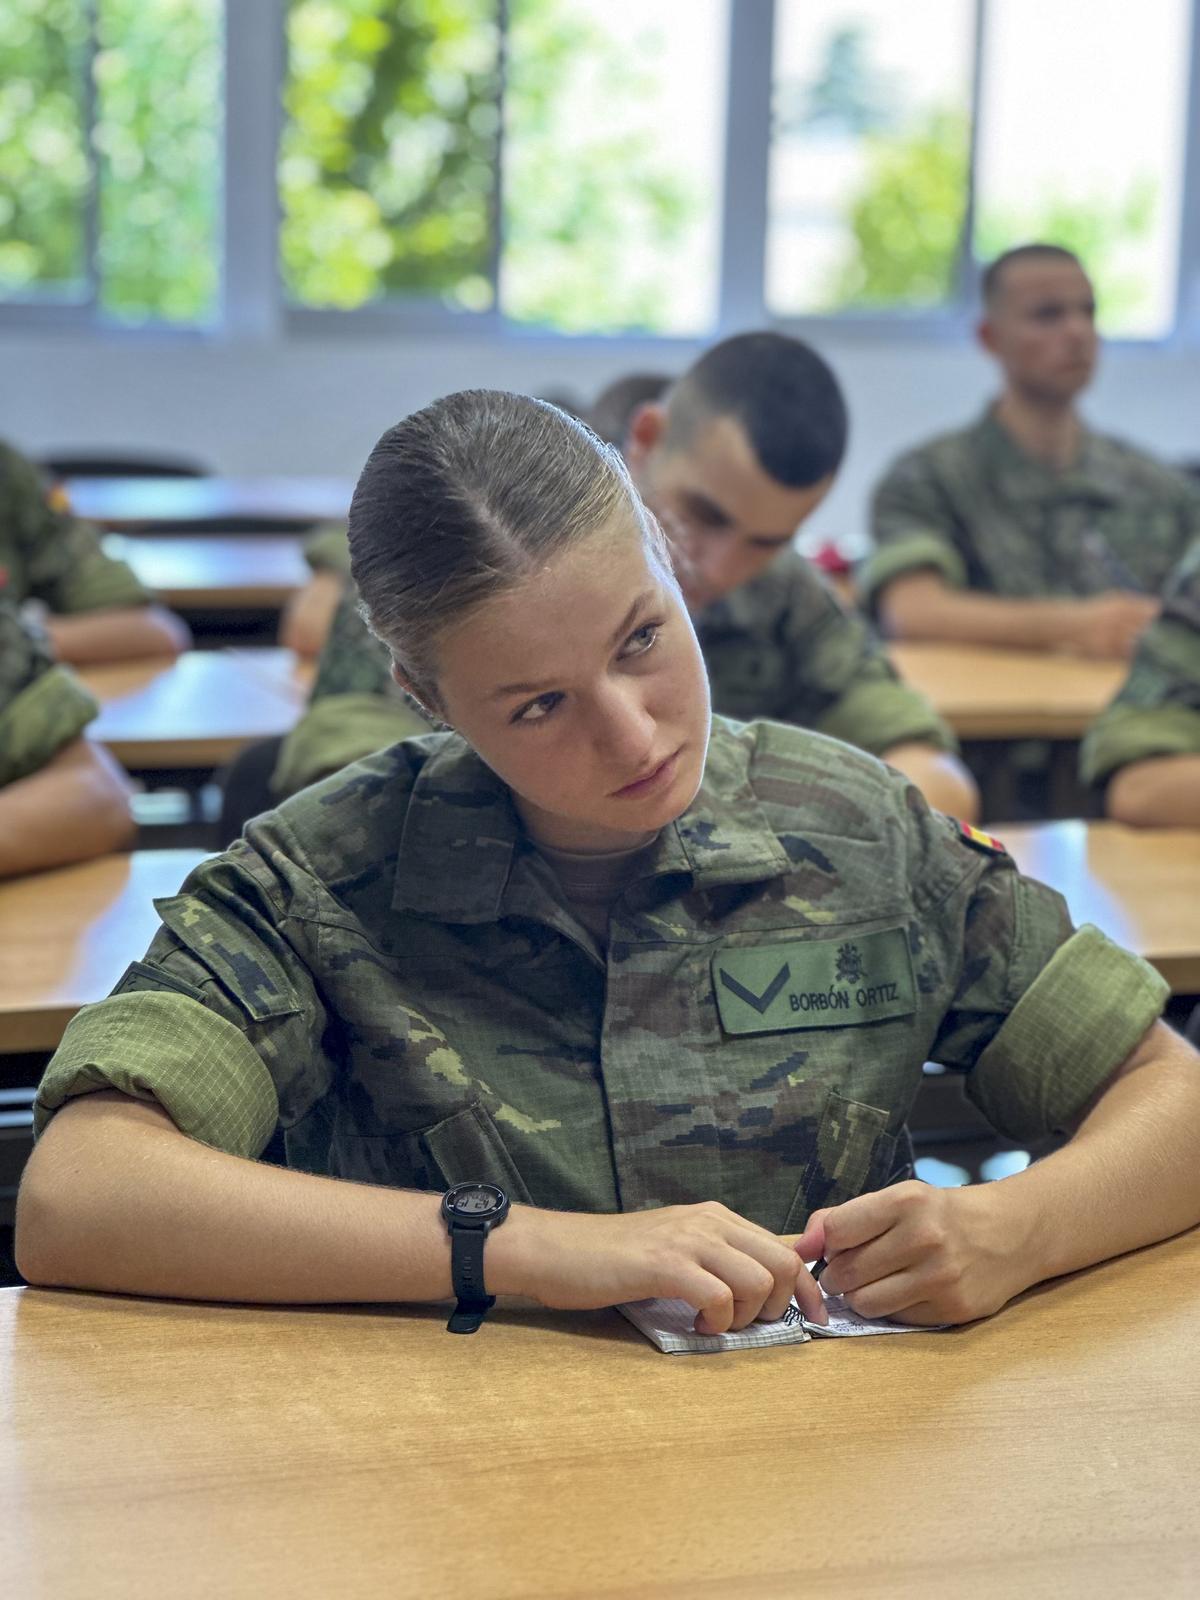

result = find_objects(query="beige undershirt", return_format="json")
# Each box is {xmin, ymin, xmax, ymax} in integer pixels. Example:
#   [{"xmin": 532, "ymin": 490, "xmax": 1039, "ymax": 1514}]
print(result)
[{"xmin": 535, "ymin": 832, "xmax": 658, "ymax": 947}]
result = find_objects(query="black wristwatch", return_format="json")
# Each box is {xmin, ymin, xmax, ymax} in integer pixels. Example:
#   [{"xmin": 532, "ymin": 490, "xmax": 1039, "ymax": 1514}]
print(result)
[{"xmin": 441, "ymin": 1181, "xmax": 511, "ymax": 1334}]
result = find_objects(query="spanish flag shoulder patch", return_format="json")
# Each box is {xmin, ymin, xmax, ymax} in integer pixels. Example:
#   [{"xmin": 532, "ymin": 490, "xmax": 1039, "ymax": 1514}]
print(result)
[{"xmin": 955, "ymin": 819, "xmax": 1007, "ymax": 857}]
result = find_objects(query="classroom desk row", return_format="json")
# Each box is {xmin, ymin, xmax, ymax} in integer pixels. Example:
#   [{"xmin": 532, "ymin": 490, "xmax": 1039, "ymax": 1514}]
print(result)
[
  {"xmin": 4, "ymin": 1223, "xmax": 1199, "ymax": 1599},
  {"xmin": 70, "ymin": 474, "xmax": 355, "ymax": 530},
  {"xmin": 2, "ymin": 822, "xmax": 1198, "ymax": 1055}
]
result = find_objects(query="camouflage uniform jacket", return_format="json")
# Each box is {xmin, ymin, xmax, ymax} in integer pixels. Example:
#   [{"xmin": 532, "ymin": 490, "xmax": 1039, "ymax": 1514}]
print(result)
[
  {"xmin": 0, "ymin": 595, "xmax": 99, "ymax": 787},
  {"xmin": 37, "ymin": 717, "xmax": 1165, "ymax": 1232},
  {"xmin": 862, "ymin": 409, "xmax": 1200, "ymax": 610},
  {"xmin": 1080, "ymin": 538, "xmax": 1200, "ymax": 785},
  {"xmin": 271, "ymin": 550, "xmax": 955, "ymax": 797},
  {"xmin": 0, "ymin": 441, "xmax": 151, "ymax": 612}
]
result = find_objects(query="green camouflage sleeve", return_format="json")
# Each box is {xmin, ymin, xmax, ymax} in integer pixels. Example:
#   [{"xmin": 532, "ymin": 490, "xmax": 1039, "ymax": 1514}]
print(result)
[
  {"xmin": 272, "ymin": 583, "xmax": 434, "ymax": 796},
  {"xmin": 0, "ymin": 600, "xmax": 98, "ymax": 786},
  {"xmin": 0, "ymin": 443, "xmax": 151, "ymax": 612},
  {"xmin": 34, "ymin": 829, "xmax": 332, "ymax": 1159},
  {"xmin": 1080, "ymin": 539, "xmax": 1200, "ymax": 784},
  {"xmin": 781, "ymin": 561, "xmax": 956, "ymax": 754},
  {"xmin": 301, "ymin": 522, "xmax": 351, "ymax": 576},
  {"xmin": 913, "ymin": 808, "xmax": 1167, "ymax": 1142},
  {"xmin": 860, "ymin": 446, "xmax": 969, "ymax": 611}
]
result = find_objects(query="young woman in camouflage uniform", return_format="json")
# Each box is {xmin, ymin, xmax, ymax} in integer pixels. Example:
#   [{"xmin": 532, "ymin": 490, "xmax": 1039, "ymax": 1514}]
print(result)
[{"xmin": 18, "ymin": 394, "xmax": 1200, "ymax": 1333}]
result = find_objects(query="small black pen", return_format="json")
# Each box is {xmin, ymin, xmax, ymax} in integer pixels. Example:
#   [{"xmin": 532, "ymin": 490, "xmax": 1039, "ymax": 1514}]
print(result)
[{"xmin": 810, "ymin": 1256, "xmax": 827, "ymax": 1283}]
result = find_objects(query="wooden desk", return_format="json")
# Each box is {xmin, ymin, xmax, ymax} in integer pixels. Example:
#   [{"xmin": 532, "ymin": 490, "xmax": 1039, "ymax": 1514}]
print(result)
[
  {"xmin": 999, "ymin": 820, "xmax": 1200, "ymax": 993},
  {"xmin": 81, "ymin": 648, "xmax": 309, "ymax": 769},
  {"xmin": 889, "ymin": 643, "xmax": 1124, "ymax": 740},
  {"xmin": 103, "ymin": 533, "xmax": 309, "ymax": 610},
  {"xmin": 65, "ymin": 474, "xmax": 354, "ymax": 530},
  {"xmin": 0, "ymin": 850, "xmax": 206, "ymax": 1053},
  {"xmin": 3, "ymin": 1229, "xmax": 1198, "ymax": 1598}
]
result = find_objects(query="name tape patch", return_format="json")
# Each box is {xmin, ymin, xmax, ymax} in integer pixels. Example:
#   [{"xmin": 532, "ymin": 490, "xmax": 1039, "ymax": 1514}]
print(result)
[{"xmin": 712, "ymin": 928, "xmax": 916, "ymax": 1035}]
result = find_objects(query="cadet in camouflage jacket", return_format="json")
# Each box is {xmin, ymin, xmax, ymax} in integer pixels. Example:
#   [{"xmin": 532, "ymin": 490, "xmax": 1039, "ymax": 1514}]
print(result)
[
  {"xmin": 38, "ymin": 717, "xmax": 1165, "ymax": 1231},
  {"xmin": 0, "ymin": 595, "xmax": 100, "ymax": 788},
  {"xmin": 1081, "ymin": 539, "xmax": 1200, "ymax": 787},
  {"xmin": 862, "ymin": 411, "xmax": 1200, "ymax": 610},
  {"xmin": 272, "ymin": 555, "xmax": 955, "ymax": 799},
  {"xmin": 0, "ymin": 440, "xmax": 152, "ymax": 614}
]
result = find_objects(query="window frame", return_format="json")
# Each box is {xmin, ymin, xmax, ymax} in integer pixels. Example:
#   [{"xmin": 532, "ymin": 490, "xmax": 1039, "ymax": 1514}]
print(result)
[{"xmin": 1, "ymin": 0, "xmax": 1198, "ymax": 347}]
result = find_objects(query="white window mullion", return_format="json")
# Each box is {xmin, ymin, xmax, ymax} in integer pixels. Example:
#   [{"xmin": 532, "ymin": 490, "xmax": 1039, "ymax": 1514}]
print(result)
[{"xmin": 717, "ymin": 0, "xmax": 773, "ymax": 333}]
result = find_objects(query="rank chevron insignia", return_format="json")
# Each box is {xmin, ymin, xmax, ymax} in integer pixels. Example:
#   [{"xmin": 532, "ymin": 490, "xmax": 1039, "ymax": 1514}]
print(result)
[{"xmin": 718, "ymin": 962, "xmax": 791, "ymax": 1015}]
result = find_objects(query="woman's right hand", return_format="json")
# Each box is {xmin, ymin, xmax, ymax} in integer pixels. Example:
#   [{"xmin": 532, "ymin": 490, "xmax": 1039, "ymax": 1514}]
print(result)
[{"xmin": 488, "ymin": 1201, "xmax": 826, "ymax": 1333}]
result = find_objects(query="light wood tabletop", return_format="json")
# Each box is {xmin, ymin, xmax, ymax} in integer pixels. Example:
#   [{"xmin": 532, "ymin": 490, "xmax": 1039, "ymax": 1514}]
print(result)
[
  {"xmin": 3, "ymin": 1229, "xmax": 1198, "ymax": 1599},
  {"xmin": 81, "ymin": 647, "xmax": 310, "ymax": 769},
  {"xmin": 889, "ymin": 642, "xmax": 1125, "ymax": 740},
  {"xmin": 103, "ymin": 533, "xmax": 310, "ymax": 609},
  {"xmin": 999, "ymin": 820, "xmax": 1200, "ymax": 992},
  {"xmin": 64, "ymin": 474, "xmax": 353, "ymax": 530},
  {"xmin": 0, "ymin": 850, "xmax": 206, "ymax": 1053}
]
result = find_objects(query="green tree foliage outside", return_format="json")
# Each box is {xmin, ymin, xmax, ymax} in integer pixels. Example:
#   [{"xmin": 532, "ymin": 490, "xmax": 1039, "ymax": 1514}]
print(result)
[
  {"xmin": 280, "ymin": 0, "xmax": 500, "ymax": 311},
  {"xmin": 500, "ymin": 0, "xmax": 700, "ymax": 334},
  {"xmin": 0, "ymin": 0, "xmax": 89, "ymax": 299},
  {"xmin": 94, "ymin": 0, "xmax": 222, "ymax": 323},
  {"xmin": 0, "ymin": 0, "xmax": 220, "ymax": 323},
  {"xmin": 826, "ymin": 109, "xmax": 970, "ymax": 310}
]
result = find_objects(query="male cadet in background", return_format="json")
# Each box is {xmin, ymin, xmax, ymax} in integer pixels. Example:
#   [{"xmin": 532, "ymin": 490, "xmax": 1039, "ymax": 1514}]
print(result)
[
  {"xmin": 0, "ymin": 590, "xmax": 135, "ymax": 878},
  {"xmin": 0, "ymin": 439, "xmax": 190, "ymax": 664},
  {"xmin": 862, "ymin": 244, "xmax": 1200, "ymax": 658},
  {"xmin": 271, "ymin": 333, "xmax": 979, "ymax": 822},
  {"xmin": 1080, "ymin": 538, "xmax": 1200, "ymax": 826}
]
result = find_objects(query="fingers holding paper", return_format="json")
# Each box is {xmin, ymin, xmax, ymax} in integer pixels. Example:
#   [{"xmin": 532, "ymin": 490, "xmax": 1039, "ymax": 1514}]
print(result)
[{"xmin": 791, "ymin": 1182, "xmax": 1025, "ymax": 1326}]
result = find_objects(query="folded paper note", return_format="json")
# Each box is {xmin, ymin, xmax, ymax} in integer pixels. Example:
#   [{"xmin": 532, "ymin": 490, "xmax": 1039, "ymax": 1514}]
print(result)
[{"xmin": 617, "ymin": 1290, "xmax": 945, "ymax": 1354}]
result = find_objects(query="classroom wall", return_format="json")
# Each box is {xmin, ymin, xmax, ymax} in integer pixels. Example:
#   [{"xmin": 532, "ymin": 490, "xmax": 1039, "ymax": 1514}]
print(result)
[{"xmin": 3, "ymin": 331, "xmax": 1198, "ymax": 553}]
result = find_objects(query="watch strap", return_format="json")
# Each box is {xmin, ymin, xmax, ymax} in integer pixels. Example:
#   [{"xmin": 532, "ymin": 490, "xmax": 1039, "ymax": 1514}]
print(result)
[{"xmin": 447, "ymin": 1219, "xmax": 495, "ymax": 1334}]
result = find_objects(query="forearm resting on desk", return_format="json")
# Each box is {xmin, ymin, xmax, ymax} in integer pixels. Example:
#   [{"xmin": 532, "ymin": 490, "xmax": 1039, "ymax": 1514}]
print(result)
[
  {"xmin": 997, "ymin": 1020, "xmax": 1200, "ymax": 1286},
  {"xmin": 0, "ymin": 740, "xmax": 135, "ymax": 878},
  {"xmin": 17, "ymin": 1092, "xmax": 823, "ymax": 1327},
  {"xmin": 879, "ymin": 572, "xmax": 1158, "ymax": 658},
  {"xmin": 1106, "ymin": 756, "xmax": 1200, "ymax": 828},
  {"xmin": 45, "ymin": 605, "xmax": 191, "ymax": 664}
]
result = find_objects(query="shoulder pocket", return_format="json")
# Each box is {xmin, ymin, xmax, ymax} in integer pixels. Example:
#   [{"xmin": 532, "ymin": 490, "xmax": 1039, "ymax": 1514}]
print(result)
[{"xmin": 154, "ymin": 892, "xmax": 303, "ymax": 1021}]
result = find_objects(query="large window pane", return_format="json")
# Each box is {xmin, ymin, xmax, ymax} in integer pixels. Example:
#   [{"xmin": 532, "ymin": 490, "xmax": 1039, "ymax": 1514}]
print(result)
[
  {"xmin": 973, "ymin": 0, "xmax": 1191, "ymax": 340},
  {"xmin": 501, "ymin": 0, "xmax": 726, "ymax": 335},
  {"xmin": 281, "ymin": 0, "xmax": 501, "ymax": 311},
  {"xmin": 93, "ymin": 0, "xmax": 223, "ymax": 324},
  {"xmin": 767, "ymin": 0, "xmax": 975, "ymax": 316},
  {"xmin": 0, "ymin": 0, "xmax": 89, "ymax": 304}
]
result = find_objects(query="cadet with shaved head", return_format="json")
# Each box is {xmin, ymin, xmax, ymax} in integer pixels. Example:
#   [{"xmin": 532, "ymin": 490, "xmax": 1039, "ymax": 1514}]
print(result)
[{"xmin": 863, "ymin": 245, "xmax": 1200, "ymax": 658}]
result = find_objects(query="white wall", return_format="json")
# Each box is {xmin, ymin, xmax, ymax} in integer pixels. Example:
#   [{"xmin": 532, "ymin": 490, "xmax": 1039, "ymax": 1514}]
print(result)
[{"xmin": 2, "ymin": 330, "xmax": 1198, "ymax": 553}]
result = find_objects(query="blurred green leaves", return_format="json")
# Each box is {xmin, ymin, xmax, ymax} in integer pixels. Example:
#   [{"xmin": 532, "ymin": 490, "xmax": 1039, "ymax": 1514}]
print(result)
[
  {"xmin": 0, "ymin": 0, "xmax": 221, "ymax": 323},
  {"xmin": 0, "ymin": 0, "xmax": 89, "ymax": 300}
]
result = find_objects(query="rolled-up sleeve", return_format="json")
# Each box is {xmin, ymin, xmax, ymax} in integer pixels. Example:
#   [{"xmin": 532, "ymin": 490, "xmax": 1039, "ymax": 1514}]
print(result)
[
  {"xmin": 915, "ymin": 809, "xmax": 1168, "ymax": 1142},
  {"xmin": 861, "ymin": 451, "xmax": 968, "ymax": 612},
  {"xmin": 965, "ymin": 924, "xmax": 1167, "ymax": 1140}
]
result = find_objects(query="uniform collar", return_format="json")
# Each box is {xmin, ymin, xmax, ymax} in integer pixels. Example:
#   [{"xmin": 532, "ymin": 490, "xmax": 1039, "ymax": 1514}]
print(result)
[
  {"xmin": 973, "ymin": 405, "xmax": 1121, "ymax": 507},
  {"xmin": 391, "ymin": 722, "xmax": 791, "ymax": 923}
]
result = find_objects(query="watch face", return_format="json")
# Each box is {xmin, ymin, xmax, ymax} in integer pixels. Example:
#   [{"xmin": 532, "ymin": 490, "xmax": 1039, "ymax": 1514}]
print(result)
[{"xmin": 448, "ymin": 1183, "xmax": 505, "ymax": 1218}]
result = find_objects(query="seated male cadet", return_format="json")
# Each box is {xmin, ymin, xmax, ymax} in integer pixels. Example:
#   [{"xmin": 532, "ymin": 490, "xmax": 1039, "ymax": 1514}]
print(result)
[
  {"xmin": 0, "ymin": 591, "xmax": 135, "ymax": 878},
  {"xmin": 1, "ymin": 439, "xmax": 190, "ymax": 664},
  {"xmin": 272, "ymin": 333, "xmax": 979, "ymax": 821},
  {"xmin": 1080, "ymin": 538, "xmax": 1200, "ymax": 826},
  {"xmin": 862, "ymin": 244, "xmax": 1200, "ymax": 658}
]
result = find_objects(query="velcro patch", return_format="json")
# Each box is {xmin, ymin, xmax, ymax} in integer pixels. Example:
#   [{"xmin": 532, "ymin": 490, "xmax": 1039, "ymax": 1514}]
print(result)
[
  {"xmin": 712, "ymin": 928, "xmax": 916, "ymax": 1035},
  {"xmin": 112, "ymin": 959, "xmax": 206, "ymax": 1004},
  {"xmin": 956, "ymin": 820, "xmax": 1007, "ymax": 856}
]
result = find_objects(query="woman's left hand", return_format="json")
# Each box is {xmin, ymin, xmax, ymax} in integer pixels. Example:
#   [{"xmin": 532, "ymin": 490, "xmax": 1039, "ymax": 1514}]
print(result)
[{"xmin": 792, "ymin": 1180, "xmax": 1033, "ymax": 1326}]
